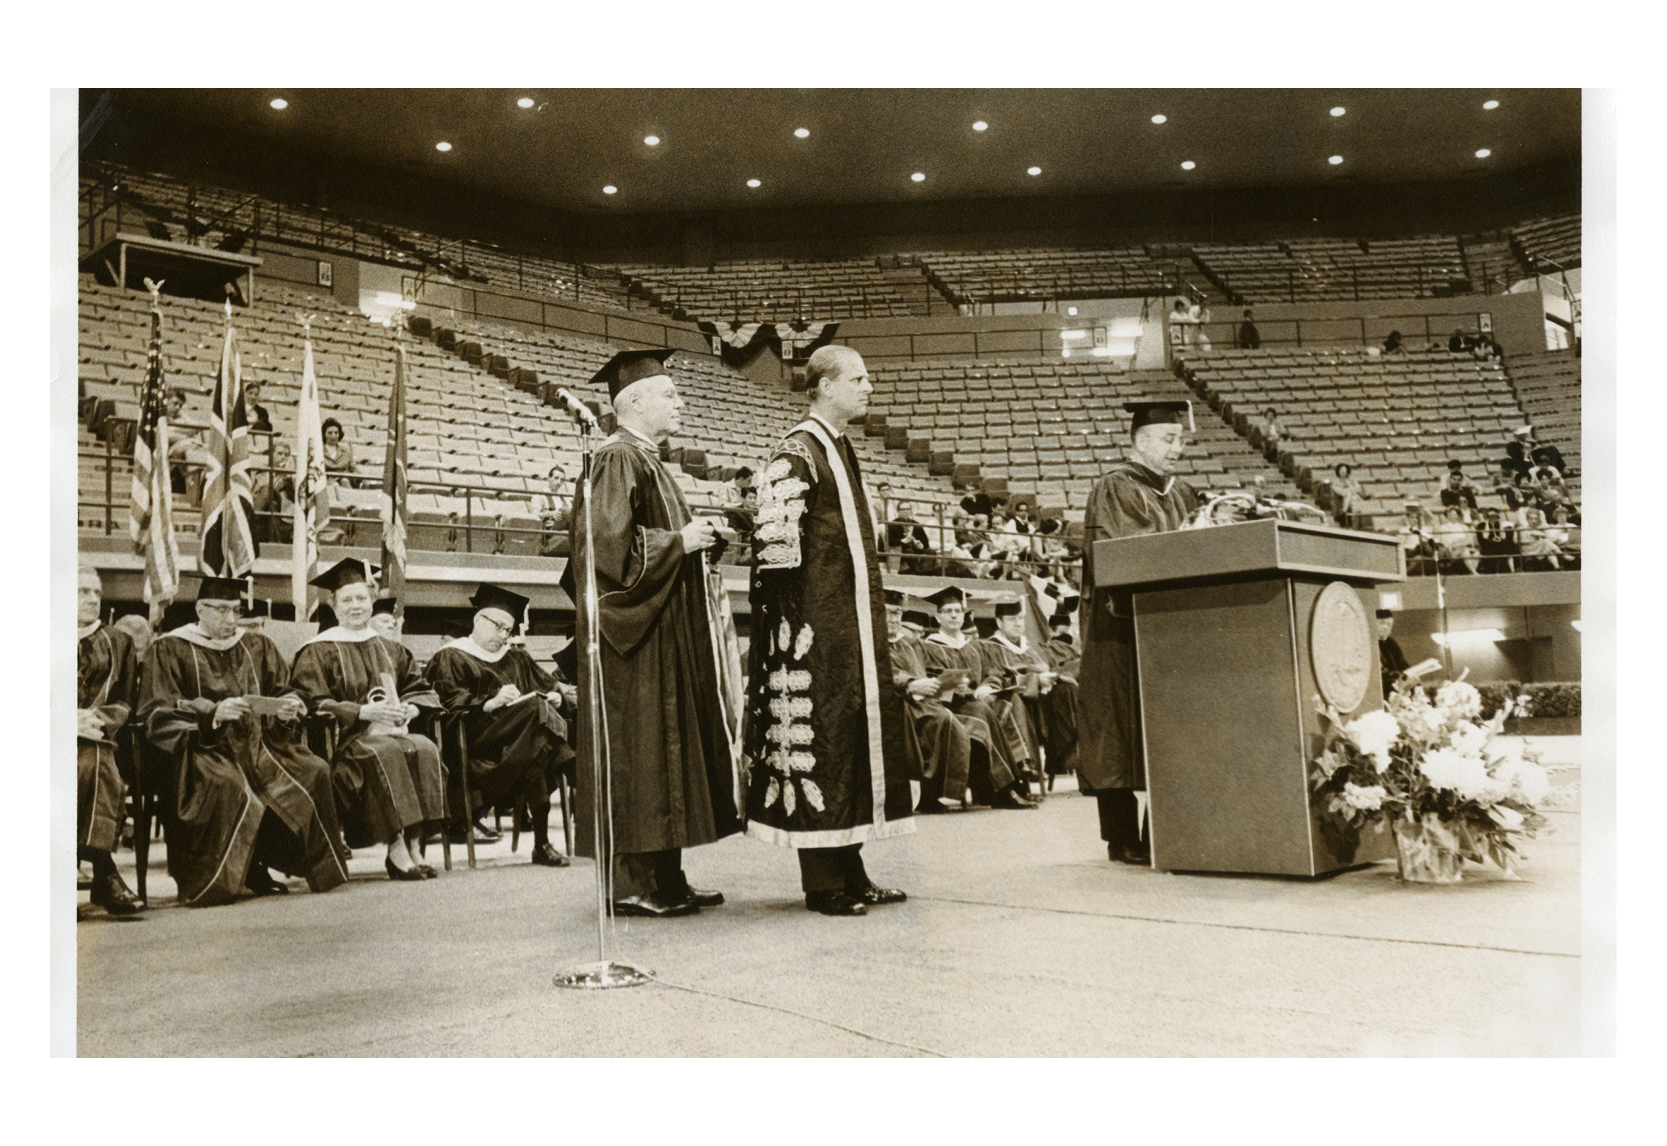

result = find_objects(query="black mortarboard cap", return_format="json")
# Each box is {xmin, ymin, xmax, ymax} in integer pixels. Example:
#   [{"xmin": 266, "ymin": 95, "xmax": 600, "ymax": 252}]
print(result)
[
  {"xmin": 925, "ymin": 585, "xmax": 967, "ymax": 609},
  {"xmin": 194, "ymin": 576, "xmax": 248, "ymax": 602},
  {"xmin": 162, "ymin": 599, "xmax": 198, "ymax": 630},
  {"xmin": 372, "ymin": 595, "xmax": 398, "ymax": 616},
  {"xmin": 470, "ymin": 582, "xmax": 530, "ymax": 622},
  {"xmin": 309, "ymin": 557, "xmax": 380, "ymax": 593},
  {"xmin": 1124, "ymin": 400, "xmax": 1194, "ymax": 433},
  {"xmin": 241, "ymin": 599, "xmax": 271, "ymax": 618},
  {"xmin": 1375, "ymin": 608, "xmax": 1394, "ymax": 618},
  {"xmin": 883, "ymin": 589, "xmax": 905, "ymax": 605},
  {"xmin": 994, "ymin": 599, "xmax": 1023, "ymax": 617},
  {"xmin": 591, "ymin": 349, "xmax": 675, "ymax": 402},
  {"xmin": 901, "ymin": 610, "xmax": 933, "ymax": 630}
]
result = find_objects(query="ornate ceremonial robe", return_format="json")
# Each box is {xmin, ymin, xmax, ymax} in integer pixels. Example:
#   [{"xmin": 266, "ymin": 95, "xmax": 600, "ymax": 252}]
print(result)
[
  {"xmin": 890, "ymin": 632, "xmax": 989, "ymax": 802},
  {"xmin": 78, "ymin": 621, "xmax": 137, "ymax": 852},
  {"xmin": 568, "ymin": 427, "xmax": 741, "ymax": 858},
  {"xmin": 139, "ymin": 626, "xmax": 347, "ymax": 906},
  {"xmin": 744, "ymin": 416, "xmax": 913, "ymax": 846},
  {"xmin": 981, "ymin": 631, "xmax": 1079, "ymax": 775},
  {"xmin": 425, "ymin": 639, "xmax": 573, "ymax": 809},
  {"xmin": 920, "ymin": 631, "xmax": 1024, "ymax": 791},
  {"xmin": 1077, "ymin": 460, "xmax": 1198, "ymax": 791},
  {"xmin": 290, "ymin": 628, "xmax": 445, "ymax": 847}
]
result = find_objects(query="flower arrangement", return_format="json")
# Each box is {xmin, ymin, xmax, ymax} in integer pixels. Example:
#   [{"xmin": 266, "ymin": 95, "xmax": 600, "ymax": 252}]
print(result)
[{"xmin": 1310, "ymin": 676, "xmax": 1554, "ymax": 883}]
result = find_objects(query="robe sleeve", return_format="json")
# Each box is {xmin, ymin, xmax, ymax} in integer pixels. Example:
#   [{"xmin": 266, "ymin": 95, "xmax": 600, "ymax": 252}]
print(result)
[
  {"xmin": 976, "ymin": 642, "xmax": 1010, "ymax": 690},
  {"xmin": 513, "ymin": 650, "xmax": 556, "ymax": 695},
  {"xmin": 425, "ymin": 649, "xmax": 484, "ymax": 713},
  {"xmin": 288, "ymin": 644, "xmax": 361, "ymax": 728},
  {"xmin": 139, "ymin": 639, "xmax": 223, "ymax": 755},
  {"xmin": 580, "ymin": 443, "xmax": 690, "ymax": 654},
  {"xmin": 753, "ymin": 435, "xmax": 817, "ymax": 572}
]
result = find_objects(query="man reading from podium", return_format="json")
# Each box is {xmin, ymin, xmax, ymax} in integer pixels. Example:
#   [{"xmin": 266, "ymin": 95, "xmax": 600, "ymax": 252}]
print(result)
[{"xmin": 1078, "ymin": 400, "xmax": 1199, "ymax": 864}]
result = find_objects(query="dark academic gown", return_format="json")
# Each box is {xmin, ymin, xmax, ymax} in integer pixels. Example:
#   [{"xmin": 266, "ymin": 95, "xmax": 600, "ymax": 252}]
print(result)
[
  {"xmin": 981, "ymin": 632, "xmax": 1079, "ymax": 776},
  {"xmin": 890, "ymin": 632, "xmax": 988, "ymax": 803},
  {"xmin": 1379, "ymin": 637, "xmax": 1410, "ymax": 700},
  {"xmin": 139, "ymin": 626, "xmax": 348, "ymax": 906},
  {"xmin": 1042, "ymin": 634, "xmax": 1083, "ymax": 774},
  {"xmin": 290, "ymin": 629, "xmax": 446, "ymax": 847},
  {"xmin": 744, "ymin": 417, "xmax": 914, "ymax": 847},
  {"xmin": 567, "ymin": 429, "xmax": 741, "ymax": 860},
  {"xmin": 919, "ymin": 632, "xmax": 1022, "ymax": 793},
  {"xmin": 78, "ymin": 622, "xmax": 137, "ymax": 853},
  {"xmin": 425, "ymin": 641, "xmax": 572, "ymax": 810},
  {"xmin": 1076, "ymin": 461, "xmax": 1198, "ymax": 792}
]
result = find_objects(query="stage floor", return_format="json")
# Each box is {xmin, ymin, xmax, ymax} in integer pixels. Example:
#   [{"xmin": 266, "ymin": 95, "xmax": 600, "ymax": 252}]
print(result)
[{"xmin": 75, "ymin": 741, "xmax": 1585, "ymax": 1057}]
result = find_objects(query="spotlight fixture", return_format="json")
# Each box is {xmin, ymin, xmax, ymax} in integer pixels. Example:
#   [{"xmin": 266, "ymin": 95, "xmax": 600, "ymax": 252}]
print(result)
[
  {"xmin": 1483, "ymin": 99, "xmax": 1500, "ymax": 110},
  {"xmin": 910, "ymin": 172, "xmax": 926, "ymax": 182},
  {"xmin": 1328, "ymin": 155, "xmax": 1344, "ymax": 165},
  {"xmin": 1150, "ymin": 114, "xmax": 1166, "ymax": 124},
  {"xmin": 972, "ymin": 120, "xmax": 988, "ymax": 131},
  {"xmin": 794, "ymin": 127, "xmax": 810, "ymax": 138},
  {"xmin": 602, "ymin": 185, "xmax": 617, "ymax": 195},
  {"xmin": 1330, "ymin": 106, "xmax": 1346, "ymax": 117},
  {"xmin": 644, "ymin": 135, "xmax": 660, "ymax": 146},
  {"xmin": 517, "ymin": 97, "xmax": 535, "ymax": 109},
  {"xmin": 1475, "ymin": 148, "xmax": 1492, "ymax": 158},
  {"xmin": 746, "ymin": 178, "xmax": 761, "ymax": 188},
  {"xmin": 269, "ymin": 98, "xmax": 288, "ymax": 110},
  {"xmin": 1027, "ymin": 166, "xmax": 1042, "ymax": 176},
  {"xmin": 1180, "ymin": 160, "xmax": 1196, "ymax": 170},
  {"xmin": 435, "ymin": 141, "xmax": 452, "ymax": 152}
]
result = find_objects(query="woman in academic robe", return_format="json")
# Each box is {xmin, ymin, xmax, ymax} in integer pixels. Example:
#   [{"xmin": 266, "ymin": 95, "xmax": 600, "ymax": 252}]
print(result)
[{"xmin": 289, "ymin": 560, "xmax": 445, "ymax": 881}]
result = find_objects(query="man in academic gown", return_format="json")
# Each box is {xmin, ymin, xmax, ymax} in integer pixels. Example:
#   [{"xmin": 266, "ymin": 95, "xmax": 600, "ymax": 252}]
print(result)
[
  {"xmin": 1078, "ymin": 400, "xmax": 1200, "ymax": 864},
  {"xmin": 886, "ymin": 598, "xmax": 990, "ymax": 815},
  {"xmin": 917, "ymin": 585, "xmax": 1038, "ymax": 811},
  {"xmin": 369, "ymin": 594, "xmax": 400, "ymax": 640},
  {"xmin": 139, "ymin": 575, "xmax": 349, "ymax": 905},
  {"xmin": 290, "ymin": 560, "xmax": 445, "ymax": 881},
  {"xmin": 1376, "ymin": 609, "xmax": 1410, "ymax": 700},
  {"xmin": 77, "ymin": 565, "xmax": 145, "ymax": 916},
  {"xmin": 744, "ymin": 345, "xmax": 913, "ymax": 915},
  {"xmin": 981, "ymin": 598, "xmax": 1079, "ymax": 781},
  {"xmin": 424, "ymin": 583, "xmax": 573, "ymax": 867},
  {"xmin": 568, "ymin": 350, "xmax": 740, "ymax": 917}
]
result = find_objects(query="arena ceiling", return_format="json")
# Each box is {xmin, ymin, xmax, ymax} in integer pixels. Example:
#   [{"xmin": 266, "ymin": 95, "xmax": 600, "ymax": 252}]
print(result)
[{"xmin": 111, "ymin": 89, "xmax": 1580, "ymax": 217}]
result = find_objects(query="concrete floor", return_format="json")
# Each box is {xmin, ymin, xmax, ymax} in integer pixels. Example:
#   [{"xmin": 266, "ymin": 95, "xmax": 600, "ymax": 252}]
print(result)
[{"xmin": 76, "ymin": 743, "xmax": 1583, "ymax": 1057}]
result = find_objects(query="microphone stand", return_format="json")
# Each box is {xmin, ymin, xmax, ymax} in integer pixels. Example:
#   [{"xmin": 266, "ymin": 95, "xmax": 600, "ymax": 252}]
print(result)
[{"xmin": 553, "ymin": 398, "xmax": 650, "ymax": 990}]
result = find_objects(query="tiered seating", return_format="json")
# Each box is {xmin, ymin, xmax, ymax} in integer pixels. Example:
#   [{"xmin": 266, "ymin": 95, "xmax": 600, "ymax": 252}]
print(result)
[
  {"xmin": 1507, "ymin": 350, "xmax": 1582, "ymax": 493},
  {"xmin": 1459, "ymin": 237, "xmax": 1523, "ymax": 296},
  {"xmin": 612, "ymin": 259, "xmax": 916, "ymax": 322},
  {"xmin": 1178, "ymin": 347, "xmax": 1528, "ymax": 524},
  {"xmin": 913, "ymin": 247, "xmax": 1199, "ymax": 307},
  {"xmin": 1194, "ymin": 236, "xmax": 1466, "ymax": 303},
  {"xmin": 864, "ymin": 359, "xmax": 1300, "ymax": 522},
  {"xmin": 1511, "ymin": 213, "xmax": 1581, "ymax": 271}
]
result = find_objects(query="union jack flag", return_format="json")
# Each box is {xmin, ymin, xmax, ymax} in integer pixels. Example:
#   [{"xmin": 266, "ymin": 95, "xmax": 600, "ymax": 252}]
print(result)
[
  {"xmin": 291, "ymin": 324, "xmax": 331, "ymax": 621},
  {"xmin": 198, "ymin": 315, "xmax": 258, "ymax": 576},
  {"xmin": 127, "ymin": 284, "xmax": 181, "ymax": 615},
  {"xmin": 379, "ymin": 341, "xmax": 408, "ymax": 610}
]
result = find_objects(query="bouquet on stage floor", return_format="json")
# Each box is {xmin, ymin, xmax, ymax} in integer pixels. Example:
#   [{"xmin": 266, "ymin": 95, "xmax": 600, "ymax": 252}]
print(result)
[{"xmin": 1310, "ymin": 676, "xmax": 1557, "ymax": 882}]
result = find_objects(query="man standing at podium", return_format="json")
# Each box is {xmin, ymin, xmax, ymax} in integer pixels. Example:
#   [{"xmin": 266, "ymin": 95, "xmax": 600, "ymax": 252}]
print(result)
[{"xmin": 1078, "ymin": 401, "xmax": 1199, "ymax": 864}]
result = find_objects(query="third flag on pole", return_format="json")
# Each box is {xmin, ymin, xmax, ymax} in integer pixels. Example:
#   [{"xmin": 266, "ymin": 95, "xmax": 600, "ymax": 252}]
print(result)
[{"xmin": 291, "ymin": 323, "xmax": 331, "ymax": 622}]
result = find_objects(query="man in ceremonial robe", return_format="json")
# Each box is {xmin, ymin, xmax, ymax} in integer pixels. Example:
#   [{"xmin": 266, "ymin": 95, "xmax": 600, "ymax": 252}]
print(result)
[
  {"xmin": 1376, "ymin": 609, "xmax": 1410, "ymax": 700},
  {"xmin": 887, "ymin": 600, "xmax": 990, "ymax": 815},
  {"xmin": 77, "ymin": 565, "xmax": 145, "ymax": 915},
  {"xmin": 918, "ymin": 586, "xmax": 1038, "ymax": 811},
  {"xmin": 569, "ymin": 349, "xmax": 740, "ymax": 917},
  {"xmin": 290, "ymin": 560, "xmax": 445, "ymax": 881},
  {"xmin": 744, "ymin": 345, "xmax": 913, "ymax": 916},
  {"xmin": 139, "ymin": 576, "xmax": 349, "ymax": 905},
  {"xmin": 981, "ymin": 598, "xmax": 1079, "ymax": 781},
  {"xmin": 425, "ymin": 583, "xmax": 573, "ymax": 867},
  {"xmin": 1078, "ymin": 400, "xmax": 1200, "ymax": 864}
]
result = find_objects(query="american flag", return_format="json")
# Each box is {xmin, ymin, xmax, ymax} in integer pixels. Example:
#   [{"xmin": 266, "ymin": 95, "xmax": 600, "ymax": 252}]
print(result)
[
  {"xmin": 198, "ymin": 315, "xmax": 258, "ymax": 576},
  {"xmin": 128, "ymin": 285, "xmax": 181, "ymax": 616},
  {"xmin": 291, "ymin": 324, "xmax": 331, "ymax": 621},
  {"xmin": 379, "ymin": 341, "xmax": 409, "ymax": 611}
]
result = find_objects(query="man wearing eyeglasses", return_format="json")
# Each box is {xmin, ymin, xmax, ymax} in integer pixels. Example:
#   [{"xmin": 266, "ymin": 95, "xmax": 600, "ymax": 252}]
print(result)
[{"xmin": 424, "ymin": 583, "xmax": 576, "ymax": 867}]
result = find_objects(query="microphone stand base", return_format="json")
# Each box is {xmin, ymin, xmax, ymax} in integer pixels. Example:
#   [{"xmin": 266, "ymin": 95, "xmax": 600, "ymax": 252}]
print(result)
[{"xmin": 552, "ymin": 960, "xmax": 653, "ymax": 990}]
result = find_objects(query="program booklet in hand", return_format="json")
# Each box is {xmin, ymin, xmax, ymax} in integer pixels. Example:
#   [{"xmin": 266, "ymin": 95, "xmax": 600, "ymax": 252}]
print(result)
[{"xmin": 243, "ymin": 695, "xmax": 295, "ymax": 718}]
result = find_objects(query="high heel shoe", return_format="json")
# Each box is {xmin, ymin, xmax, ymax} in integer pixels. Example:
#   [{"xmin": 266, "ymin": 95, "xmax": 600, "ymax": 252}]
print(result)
[{"xmin": 386, "ymin": 857, "xmax": 427, "ymax": 882}]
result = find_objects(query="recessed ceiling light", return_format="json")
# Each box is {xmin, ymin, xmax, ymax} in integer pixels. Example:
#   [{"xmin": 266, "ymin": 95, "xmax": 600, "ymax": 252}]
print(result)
[
  {"xmin": 1475, "ymin": 148, "xmax": 1492, "ymax": 158},
  {"xmin": 910, "ymin": 172, "xmax": 926, "ymax": 182},
  {"xmin": 1330, "ymin": 106, "xmax": 1346, "ymax": 117},
  {"xmin": 1150, "ymin": 114, "xmax": 1166, "ymax": 124},
  {"xmin": 516, "ymin": 97, "xmax": 535, "ymax": 109},
  {"xmin": 746, "ymin": 178, "xmax": 761, "ymax": 188},
  {"xmin": 644, "ymin": 135, "xmax": 660, "ymax": 146},
  {"xmin": 972, "ymin": 121, "xmax": 988, "ymax": 132},
  {"xmin": 1027, "ymin": 166, "xmax": 1042, "ymax": 176},
  {"xmin": 269, "ymin": 98, "xmax": 288, "ymax": 110},
  {"xmin": 794, "ymin": 127, "xmax": 810, "ymax": 139},
  {"xmin": 1483, "ymin": 99, "xmax": 1500, "ymax": 110},
  {"xmin": 435, "ymin": 141, "xmax": 452, "ymax": 152},
  {"xmin": 1066, "ymin": 306, "xmax": 1078, "ymax": 316},
  {"xmin": 602, "ymin": 185, "xmax": 617, "ymax": 195},
  {"xmin": 1328, "ymin": 155, "xmax": 1344, "ymax": 165},
  {"xmin": 1180, "ymin": 160, "xmax": 1196, "ymax": 170}
]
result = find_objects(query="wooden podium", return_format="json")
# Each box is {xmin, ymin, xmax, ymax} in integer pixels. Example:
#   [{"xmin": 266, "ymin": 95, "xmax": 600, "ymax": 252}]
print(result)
[{"xmin": 1093, "ymin": 518, "xmax": 1405, "ymax": 876}]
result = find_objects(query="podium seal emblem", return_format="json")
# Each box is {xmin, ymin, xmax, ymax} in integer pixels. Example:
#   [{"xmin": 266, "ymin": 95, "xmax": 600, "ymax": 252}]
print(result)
[{"xmin": 1310, "ymin": 581, "xmax": 1372, "ymax": 714}]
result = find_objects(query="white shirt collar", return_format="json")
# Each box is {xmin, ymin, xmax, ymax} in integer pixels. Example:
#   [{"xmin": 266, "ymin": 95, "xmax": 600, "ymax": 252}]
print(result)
[
  {"xmin": 926, "ymin": 630, "xmax": 967, "ymax": 649},
  {"xmin": 442, "ymin": 635, "xmax": 509, "ymax": 664},
  {"xmin": 992, "ymin": 631, "xmax": 1027, "ymax": 653},
  {"xmin": 808, "ymin": 411, "xmax": 844, "ymax": 441}
]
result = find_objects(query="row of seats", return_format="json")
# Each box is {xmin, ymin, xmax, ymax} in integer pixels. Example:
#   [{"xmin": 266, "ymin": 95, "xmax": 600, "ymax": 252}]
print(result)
[
  {"xmin": 910, "ymin": 247, "xmax": 1204, "ymax": 306},
  {"xmin": 1511, "ymin": 213, "xmax": 1582, "ymax": 271},
  {"xmin": 1506, "ymin": 350, "xmax": 1582, "ymax": 489},
  {"xmin": 611, "ymin": 259, "xmax": 919, "ymax": 322},
  {"xmin": 1191, "ymin": 236, "xmax": 1469, "ymax": 303}
]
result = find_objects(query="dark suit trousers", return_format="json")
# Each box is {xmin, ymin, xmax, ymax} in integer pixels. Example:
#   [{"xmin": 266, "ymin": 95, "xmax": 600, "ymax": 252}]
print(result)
[{"xmin": 797, "ymin": 844, "xmax": 868, "ymax": 893}]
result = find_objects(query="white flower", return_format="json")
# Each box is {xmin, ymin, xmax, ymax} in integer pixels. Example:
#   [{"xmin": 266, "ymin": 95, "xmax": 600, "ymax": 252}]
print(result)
[
  {"xmin": 1495, "ymin": 755, "xmax": 1552, "ymax": 805},
  {"xmin": 1419, "ymin": 747, "xmax": 1492, "ymax": 798},
  {"xmin": 1345, "ymin": 710, "xmax": 1400, "ymax": 772},
  {"xmin": 1342, "ymin": 782, "xmax": 1387, "ymax": 812},
  {"xmin": 1448, "ymin": 723, "xmax": 1491, "ymax": 759},
  {"xmin": 1435, "ymin": 680, "xmax": 1483, "ymax": 721}
]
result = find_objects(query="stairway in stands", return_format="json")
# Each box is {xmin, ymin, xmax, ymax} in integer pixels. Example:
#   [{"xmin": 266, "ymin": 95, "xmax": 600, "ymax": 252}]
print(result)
[{"xmin": 1505, "ymin": 349, "xmax": 1582, "ymax": 496}]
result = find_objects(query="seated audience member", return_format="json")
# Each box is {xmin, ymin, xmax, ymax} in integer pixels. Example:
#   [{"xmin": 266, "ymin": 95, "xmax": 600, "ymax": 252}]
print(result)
[
  {"xmin": 888, "ymin": 501, "xmax": 936, "ymax": 575},
  {"xmin": 981, "ymin": 598, "xmax": 1079, "ymax": 781},
  {"xmin": 1187, "ymin": 298, "xmax": 1212, "ymax": 351},
  {"xmin": 252, "ymin": 442, "xmax": 296, "ymax": 542},
  {"xmin": 1515, "ymin": 506, "xmax": 1568, "ymax": 570},
  {"xmin": 1236, "ymin": 308, "xmax": 1261, "ymax": 350},
  {"xmin": 918, "ymin": 587, "xmax": 1037, "ymax": 810},
  {"xmin": 1328, "ymin": 463, "xmax": 1364, "ymax": 527},
  {"xmin": 1438, "ymin": 463, "xmax": 1480, "ymax": 515},
  {"xmin": 722, "ymin": 466, "xmax": 755, "ymax": 508},
  {"xmin": 724, "ymin": 482, "xmax": 759, "ymax": 547},
  {"xmin": 139, "ymin": 576, "xmax": 348, "ymax": 906},
  {"xmin": 321, "ymin": 418, "xmax": 357, "ymax": 488},
  {"xmin": 77, "ymin": 565, "xmax": 145, "ymax": 916},
  {"xmin": 1035, "ymin": 518, "xmax": 1070, "ymax": 578},
  {"xmin": 1376, "ymin": 609, "xmax": 1409, "ymax": 700},
  {"xmin": 289, "ymin": 561, "xmax": 445, "ymax": 882},
  {"xmin": 424, "ymin": 583, "xmax": 574, "ymax": 866},
  {"xmin": 886, "ymin": 598, "xmax": 991, "ymax": 815},
  {"xmin": 1448, "ymin": 328, "xmax": 1469, "ymax": 353},
  {"xmin": 1396, "ymin": 502, "xmax": 1438, "ymax": 573},
  {"xmin": 1382, "ymin": 330, "xmax": 1406, "ymax": 355},
  {"xmin": 1476, "ymin": 508, "xmax": 1518, "ymax": 574},
  {"xmin": 1503, "ymin": 470, "xmax": 1541, "ymax": 513},
  {"xmin": 1170, "ymin": 298, "xmax": 1196, "ymax": 344},
  {"xmin": 1531, "ymin": 443, "xmax": 1567, "ymax": 477},
  {"xmin": 532, "ymin": 464, "xmax": 573, "ymax": 558},
  {"xmin": 241, "ymin": 379, "xmax": 273, "ymax": 433},
  {"xmin": 1434, "ymin": 507, "xmax": 1481, "ymax": 574},
  {"xmin": 164, "ymin": 390, "xmax": 209, "ymax": 498}
]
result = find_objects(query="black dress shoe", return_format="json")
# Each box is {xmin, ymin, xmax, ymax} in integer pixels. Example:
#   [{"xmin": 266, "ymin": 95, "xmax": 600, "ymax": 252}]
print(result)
[
  {"xmin": 914, "ymin": 799, "xmax": 947, "ymax": 815},
  {"xmin": 667, "ymin": 884, "xmax": 724, "ymax": 908},
  {"xmin": 991, "ymin": 791, "xmax": 1040, "ymax": 810},
  {"xmin": 851, "ymin": 883, "xmax": 907, "ymax": 906},
  {"xmin": 1108, "ymin": 842, "xmax": 1151, "ymax": 866},
  {"xmin": 613, "ymin": 893, "xmax": 699, "ymax": 918},
  {"xmin": 386, "ymin": 857, "xmax": 428, "ymax": 882},
  {"xmin": 90, "ymin": 871, "xmax": 146, "ymax": 915},
  {"xmin": 447, "ymin": 820, "xmax": 502, "ymax": 844},
  {"xmin": 246, "ymin": 867, "xmax": 290, "ymax": 896},
  {"xmin": 805, "ymin": 890, "xmax": 867, "ymax": 916},
  {"xmin": 530, "ymin": 842, "xmax": 569, "ymax": 867},
  {"xmin": 413, "ymin": 864, "xmax": 438, "ymax": 879}
]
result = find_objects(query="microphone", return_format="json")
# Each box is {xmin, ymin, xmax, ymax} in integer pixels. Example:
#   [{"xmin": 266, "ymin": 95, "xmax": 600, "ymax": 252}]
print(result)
[{"xmin": 555, "ymin": 387, "xmax": 599, "ymax": 429}]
